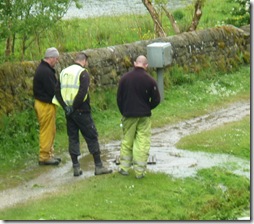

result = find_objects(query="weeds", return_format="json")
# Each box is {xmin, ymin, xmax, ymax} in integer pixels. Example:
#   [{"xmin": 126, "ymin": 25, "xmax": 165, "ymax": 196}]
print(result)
[{"xmin": 0, "ymin": 109, "xmax": 38, "ymax": 171}]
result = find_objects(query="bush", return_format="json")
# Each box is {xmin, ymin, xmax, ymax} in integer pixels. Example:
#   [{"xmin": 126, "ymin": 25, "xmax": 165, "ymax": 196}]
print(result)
[
  {"xmin": 0, "ymin": 109, "xmax": 38, "ymax": 169},
  {"xmin": 226, "ymin": 0, "xmax": 250, "ymax": 27}
]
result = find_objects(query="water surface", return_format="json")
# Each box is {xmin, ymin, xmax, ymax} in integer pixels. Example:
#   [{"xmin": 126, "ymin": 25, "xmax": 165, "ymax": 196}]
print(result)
[{"xmin": 64, "ymin": 0, "xmax": 192, "ymax": 19}]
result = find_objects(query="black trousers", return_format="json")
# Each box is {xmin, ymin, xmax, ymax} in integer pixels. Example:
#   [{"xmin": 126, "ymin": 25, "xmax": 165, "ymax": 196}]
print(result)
[{"xmin": 66, "ymin": 111, "xmax": 101, "ymax": 157}]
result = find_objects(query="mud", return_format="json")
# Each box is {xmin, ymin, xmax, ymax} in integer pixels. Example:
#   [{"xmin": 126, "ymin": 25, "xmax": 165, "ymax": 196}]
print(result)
[{"xmin": 0, "ymin": 101, "xmax": 250, "ymax": 210}]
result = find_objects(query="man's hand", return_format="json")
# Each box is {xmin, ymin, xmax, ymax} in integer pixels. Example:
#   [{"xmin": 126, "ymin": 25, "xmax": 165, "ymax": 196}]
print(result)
[{"xmin": 64, "ymin": 106, "xmax": 74, "ymax": 117}]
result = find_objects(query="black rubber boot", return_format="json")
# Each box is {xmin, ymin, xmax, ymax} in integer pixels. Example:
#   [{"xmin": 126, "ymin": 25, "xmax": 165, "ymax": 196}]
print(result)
[
  {"xmin": 73, "ymin": 163, "xmax": 83, "ymax": 177},
  {"xmin": 95, "ymin": 166, "xmax": 112, "ymax": 175}
]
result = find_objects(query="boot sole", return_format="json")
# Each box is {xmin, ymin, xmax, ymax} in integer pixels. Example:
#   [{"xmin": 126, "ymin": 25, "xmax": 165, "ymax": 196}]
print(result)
[
  {"xmin": 95, "ymin": 170, "xmax": 113, "ymax": 175},
  {"xmin": 118, "ymin": 169, "xmax": 129, "ymax": 176},
  {"xmin": 54, "ymin": 157, "xmax": 62, "ymax": 162},
  {"xmin": 74, "ymin": 170, "xmax": 83, "ymax": 177},
  {"xmin": 38, "ymin": 161, "xmax": 59, "ymax": 165}
]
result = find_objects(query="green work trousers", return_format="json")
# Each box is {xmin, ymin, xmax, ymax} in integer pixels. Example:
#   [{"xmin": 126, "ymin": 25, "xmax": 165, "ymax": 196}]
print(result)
[
  {"xmin": 119, "ymin": 116, "xmax": 151, "ymax": 176},
  {"xmin": 34, "ymin": 99, "xmax": 56, "ymax": 161}
]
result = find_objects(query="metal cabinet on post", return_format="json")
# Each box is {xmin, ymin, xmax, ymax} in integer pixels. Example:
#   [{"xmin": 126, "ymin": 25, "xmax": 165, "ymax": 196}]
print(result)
[{"xmin": 147, "ymin": 42, "xmax": 172, "ymax": 101}]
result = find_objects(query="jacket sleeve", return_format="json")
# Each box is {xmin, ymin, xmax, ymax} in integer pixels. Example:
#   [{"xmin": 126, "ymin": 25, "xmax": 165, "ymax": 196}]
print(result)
[
  {"xmin": 55, "ymin": 79, "xmax": 67, "ymax": 109},
  {"xmin": 150, "ymin": 80, "xmax": 161, "ymax": 109},
  {"xmin": 116, "ymin": 81, "xmax": 123, "ymax": 115},
  {"xmin": 45, "ymin": 72, "xmax": 57, "ymax": 99},
  {"xmin": 72, "ymin": 70, "xmax": 90, "ymax": 110}
]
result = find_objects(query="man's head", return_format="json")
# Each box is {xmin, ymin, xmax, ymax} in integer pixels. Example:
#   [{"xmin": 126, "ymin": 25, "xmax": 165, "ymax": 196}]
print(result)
[
  {"xmin": 134, "ymin": 55, "xmax": 148, "ymax": 70},
  {"xmin": 75, "ymin": 52, "xmax": 89, "ymax": 67},
  {"xmin": 44, "ymin": 47, "xmax": 59, "ymax": 68}
]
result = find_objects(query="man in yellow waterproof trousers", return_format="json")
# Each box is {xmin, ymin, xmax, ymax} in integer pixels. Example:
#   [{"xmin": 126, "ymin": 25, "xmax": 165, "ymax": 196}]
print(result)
[{"xmin": 33, "ymin": 47, "xmax": 61, "ymax": 165}]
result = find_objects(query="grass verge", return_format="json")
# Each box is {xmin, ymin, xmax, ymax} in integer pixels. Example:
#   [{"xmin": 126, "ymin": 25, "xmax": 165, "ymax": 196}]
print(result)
[
  {"xmin": 0, "ymin": 167, "xmax": 249, "ymax": 220},
  {"xmin": 176, "ymin": 116, "xmax": 250, "ymax": 160}
]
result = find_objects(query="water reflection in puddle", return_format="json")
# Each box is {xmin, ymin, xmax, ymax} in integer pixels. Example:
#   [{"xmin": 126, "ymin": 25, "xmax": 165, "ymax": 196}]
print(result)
[{"xmin": 99, "ymin": 141, "xmax": 250, "ymax": 179}]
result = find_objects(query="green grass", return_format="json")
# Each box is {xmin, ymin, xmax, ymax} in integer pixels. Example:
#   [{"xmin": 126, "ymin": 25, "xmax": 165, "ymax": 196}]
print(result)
[
  {"xmin": 176, "ymin": 116, "xmax": 250, "ymax": 160},
  {"xmin": 0, "ymin": 168, "xmax": 249, "ymax": 220},
  {"xmin": 0, "ymin": 0, "xmax": 250, "ymax": 219}
]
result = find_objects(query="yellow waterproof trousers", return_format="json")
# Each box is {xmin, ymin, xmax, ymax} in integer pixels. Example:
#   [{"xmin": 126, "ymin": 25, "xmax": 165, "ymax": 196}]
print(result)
[
  {"xmin": 34, "ymin": 100, "xmax": 56, "ymax": 161},
  {"xmin": 119, "ymin": 116, "xmax": 151, "ymax": 176}
]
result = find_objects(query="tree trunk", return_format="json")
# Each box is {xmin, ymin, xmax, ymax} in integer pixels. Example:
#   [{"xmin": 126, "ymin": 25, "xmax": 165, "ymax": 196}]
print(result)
[
  {"xmin": 12, "ymin": 34, "xmax": 16, "ymax": 55},
  {"xmin": 142, "ymin": 0, "xmax": 166, "ymax": 37},
  {"xmin": 161, "ymin": 5, "xmax": 181, "ymax": 34},
  {"xmin": 187, "ymin": 0, "xmax": 203, "ymax": 32},
  {"xmin": 21, "ymin": 36, "xmax": 26, "ymax": 61},
  {"xmin": 5, "ymin": 37, "xmax": 12, "ymax": 57}
]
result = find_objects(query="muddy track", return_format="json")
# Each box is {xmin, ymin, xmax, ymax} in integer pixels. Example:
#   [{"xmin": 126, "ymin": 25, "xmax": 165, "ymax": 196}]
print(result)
[{"xmin": 0, "ymin": 101, "xmax": 250, "ymax": 210}]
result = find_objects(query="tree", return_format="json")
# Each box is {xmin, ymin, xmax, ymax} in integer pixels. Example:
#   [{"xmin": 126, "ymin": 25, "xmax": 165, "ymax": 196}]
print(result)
[
  {"xmin": 142, "ymin": 0, "xmax": 166, "ymax": 37},
  {"xmin": 0, "ymin": 0, "xmax": 81, "ymax": 60},
  {"xmin": 142, "ymin": 0, "xmax": 205, "ymax": 37},
  {"xmin": 187, "ymin": 0, "xmax": 204, "ymax": 32}
]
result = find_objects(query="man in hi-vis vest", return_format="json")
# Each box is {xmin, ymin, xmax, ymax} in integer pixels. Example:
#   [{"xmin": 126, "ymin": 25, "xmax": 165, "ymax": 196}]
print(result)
[{"xmin": 53, "ymin": 52, "xmax": 112, "ymax": 177}]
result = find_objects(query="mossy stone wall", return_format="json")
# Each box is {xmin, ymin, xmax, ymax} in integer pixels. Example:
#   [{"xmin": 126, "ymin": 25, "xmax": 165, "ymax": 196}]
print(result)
[{"xmin": 0, "ymin": 25, "xmax": 250, "ymax": 115}]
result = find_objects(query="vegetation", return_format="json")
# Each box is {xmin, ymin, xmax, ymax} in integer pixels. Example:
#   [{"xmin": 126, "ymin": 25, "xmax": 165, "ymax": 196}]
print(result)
[
  {"xmin": 176, "ymin": 115, "xmax": 250, "ymax": 160},
  {"xmin": 0, "ymin": 0, "xmax": 250, "ymax": 63},
  {"xmin": 226, "ymin": 0, "xmax": 250, "ymax": 27},
  {"xmin": 0, "ymin": 0, "xmax": 81, "ymax": 60},
  {"xmin": 0, "ymin": 167, "xmax": 250, "ymax": 220},
  {"xmin": 0, "ymin": 0, "xmax": 250, "ymax": 220}
]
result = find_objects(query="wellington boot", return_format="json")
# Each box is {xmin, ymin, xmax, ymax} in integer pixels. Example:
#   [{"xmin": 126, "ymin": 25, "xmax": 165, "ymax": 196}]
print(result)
[
  {"xmin": 53, "ymin": 157, "xmax": 62, "ymax": 162},
  {"xmin": 136, "ymin": 174, "xmax": 145, "ymax": 179},
  {"xmin": 95, "ymin": 166, "xmax": 112, "ymax": 175},
  {"xmin": 73, "ymin": 163, "xmax": 83, "ymax": 177},
  {"xmin": 39, "ymin": 158, "xmax": 60, "ymax": 166},
  {"xmin": 118, "ymin": 169, "xmax": 129, "ymax": 176}
]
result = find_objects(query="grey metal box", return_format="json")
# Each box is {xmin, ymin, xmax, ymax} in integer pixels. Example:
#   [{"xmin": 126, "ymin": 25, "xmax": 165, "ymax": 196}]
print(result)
[{"xmin": 147, "ymin": 42, "xmax": 172, "ymax": 68}]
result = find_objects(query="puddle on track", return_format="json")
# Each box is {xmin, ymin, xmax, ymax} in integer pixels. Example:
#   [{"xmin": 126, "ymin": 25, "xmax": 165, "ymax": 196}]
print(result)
[
  {"xmin": 0, "ymin": 101, "xmax": 250, "ymax": 210},
  {"xmin": 104, "ymin": 100, "xmax": 250, "ymax": 179}
]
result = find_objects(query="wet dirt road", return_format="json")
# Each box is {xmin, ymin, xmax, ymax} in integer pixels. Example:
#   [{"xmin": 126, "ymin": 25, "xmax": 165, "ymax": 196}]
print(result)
[{"xmin": 0, "ymin": 101, "xmax": 250, "ymax": 210}]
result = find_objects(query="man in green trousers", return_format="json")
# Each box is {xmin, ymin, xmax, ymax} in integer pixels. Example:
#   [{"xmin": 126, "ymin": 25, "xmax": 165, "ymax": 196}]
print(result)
[{"xmin": 117, "ymin": 55, "xmax": 161, "ymax": 179}]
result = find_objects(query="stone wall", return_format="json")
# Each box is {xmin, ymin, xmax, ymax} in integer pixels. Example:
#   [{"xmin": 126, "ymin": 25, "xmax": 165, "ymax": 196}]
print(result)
[{"xmin": 0, "ymin": 25, "xmax": 250, "ymax": 115}]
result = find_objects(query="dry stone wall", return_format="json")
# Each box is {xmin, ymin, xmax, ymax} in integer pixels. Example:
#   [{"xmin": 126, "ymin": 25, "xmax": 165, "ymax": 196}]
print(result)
[{"xmin": 0, "ymin": 25, "xmax": 250, "ymax": 115}]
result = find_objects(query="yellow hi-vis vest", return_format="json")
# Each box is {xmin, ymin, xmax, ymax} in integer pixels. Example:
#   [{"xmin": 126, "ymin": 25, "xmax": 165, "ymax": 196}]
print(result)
[{"xmin": 52, "ymin": 64, "xmax": 88, "ymax": 106}]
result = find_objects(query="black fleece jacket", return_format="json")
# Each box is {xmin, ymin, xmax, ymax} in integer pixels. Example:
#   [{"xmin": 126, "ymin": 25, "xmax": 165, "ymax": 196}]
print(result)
[
  {"xmin": 33, "ymin": 60, "xmax": 57, "ymax": 103},
  {"xmin": 117, "ymin": 67, "xmax": 161, "ymax": 117}
]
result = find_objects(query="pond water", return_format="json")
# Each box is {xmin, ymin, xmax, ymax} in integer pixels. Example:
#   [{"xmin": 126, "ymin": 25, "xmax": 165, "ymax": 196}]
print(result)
[{"xmin": 64, "ymin": 0, "xmax": 192, "ymax": 19}]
